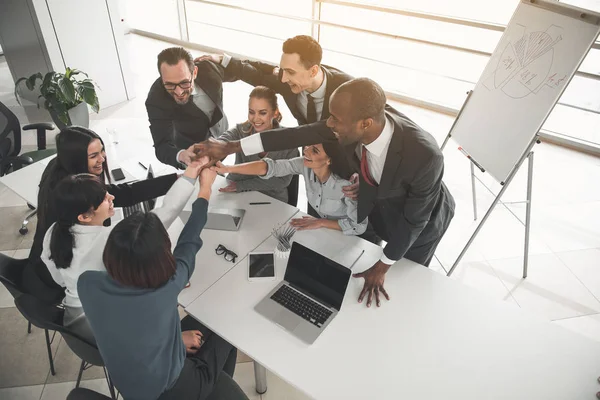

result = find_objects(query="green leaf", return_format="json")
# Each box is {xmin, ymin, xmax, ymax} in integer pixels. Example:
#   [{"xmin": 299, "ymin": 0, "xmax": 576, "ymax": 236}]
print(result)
[
  {"xmin": 49, "ymin": 97, "xmax": 70, "ymax": 125},
  {"xmin": 59, "ymin": 77, "xmax": 76, "ymax": 103},
  {"xmin": 26, "ymin": 73, "xmax": 42, "ymax": 91},
  {"xmin": 81, "ymin": 87, "xmax": 100, "ymax": 113}
]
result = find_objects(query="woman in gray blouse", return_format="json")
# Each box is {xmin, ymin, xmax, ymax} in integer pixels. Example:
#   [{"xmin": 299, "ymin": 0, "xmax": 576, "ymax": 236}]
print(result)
[
  {"xmin": 213, "ymin": 142, "xmax": 368, "ymax": 235},
  {"xmin": 217, "ymin": 86, "xmax": 299, "ymax": 203}
]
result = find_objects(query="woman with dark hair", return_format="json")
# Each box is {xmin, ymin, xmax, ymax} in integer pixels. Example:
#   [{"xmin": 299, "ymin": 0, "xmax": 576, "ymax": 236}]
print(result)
[
  {"xmin": 78, "ymin": 167, "xmax": 246, "ymax": 400},
  {"xmin": 40, "ymin": 163, "xmax": 200, "ymax": 343},
  {"xmin": 213, "ymin": 141, "xmax": 367, "ymax": 235},
  {"xmin": 25, "ymin": 126, "xmax": 179, "ymax": 303},
  {"xmin": 216, "ymin": 86, "xmax": 299, "ymax": 203}
]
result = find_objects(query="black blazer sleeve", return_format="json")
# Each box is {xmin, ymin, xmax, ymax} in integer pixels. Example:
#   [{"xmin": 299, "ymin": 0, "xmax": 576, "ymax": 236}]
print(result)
[
  {"xmin": 224, "ymin": 58, "xmax": 291, "ymax": 95},
  {"xmin": 383, "ymin": 154, "xmax": 445, "ymax": 261},
  {"xmin": 258, "ymin": 121, "xmax": 337, "ymax": 152},
  {"xmin": 110, "ymin": 173, "xmax": 178, "ymax": 208},
  {"xmin": 146, "ymin": 108, "xmax": 179, "ymax": 168}
]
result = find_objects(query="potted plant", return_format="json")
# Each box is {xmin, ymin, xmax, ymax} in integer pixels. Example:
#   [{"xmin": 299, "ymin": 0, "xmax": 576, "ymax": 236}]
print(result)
[{"xmin": 14, "ymin": 67, "xmax": 100, "ymax": 129}]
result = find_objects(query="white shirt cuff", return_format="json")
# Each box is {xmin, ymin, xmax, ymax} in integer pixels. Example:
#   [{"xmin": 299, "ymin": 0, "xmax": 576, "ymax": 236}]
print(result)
[
  {"xmin": 176, "ymin": 149, "xmax": 185, "ymax": 164},
  {"xmin": 379, "ymin": 253, "xmax": 397, "ymax": 265},
  {"xmin": 222, "ymin": 53, "xmax": 232, "ymax": 68},
  {"xmin": 240, "ymin": 134, "xmax": 264, "ymax": 156}
]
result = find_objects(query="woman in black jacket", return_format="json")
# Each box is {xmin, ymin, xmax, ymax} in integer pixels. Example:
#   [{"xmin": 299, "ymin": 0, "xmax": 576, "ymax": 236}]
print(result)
[{"xmin": 24, "ymin": 126, "xmax": 179, "ymax": 303}]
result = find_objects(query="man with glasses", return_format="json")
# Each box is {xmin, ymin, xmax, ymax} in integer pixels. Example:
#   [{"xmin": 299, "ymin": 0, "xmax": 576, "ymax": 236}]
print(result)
[{"xmin": 146, "ymin": 47, "xmax": 229, "ymax": 168}]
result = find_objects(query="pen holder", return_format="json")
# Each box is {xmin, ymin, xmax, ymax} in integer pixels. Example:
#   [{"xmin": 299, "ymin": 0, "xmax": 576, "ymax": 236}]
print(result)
[
  {"xmin": 272, "ymin": 223, "xmax": 296, "ymax": 259},
  {"xmin": 275, "ymin": 243, "xmax": 290, "ymax": 259}
]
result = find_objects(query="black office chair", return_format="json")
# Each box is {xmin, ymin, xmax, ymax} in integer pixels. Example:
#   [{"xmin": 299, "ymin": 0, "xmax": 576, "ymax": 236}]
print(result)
[
  {"xmin": 14, "ymin": 294, "xmax": 117, "ymax": 399},
  {"xmin": 0, "ymin": 100, "xmax": 56, "ymax": 234},
  {"xmin": 286, "ymin": 174, "xmax": 299, "ymax": 207},
  {"xmin": 0, "ymin": 252, "xmax": 32, "ymax": 333},
  {"xmin": 67, "ymin": 388, "xmax": 112, "ymax": 400}
]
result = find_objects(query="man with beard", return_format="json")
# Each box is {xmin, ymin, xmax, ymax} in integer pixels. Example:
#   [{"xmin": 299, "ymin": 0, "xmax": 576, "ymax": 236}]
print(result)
[{"xmin": 146, "ymin": 47, "xmax": 229, "ymax": 168}]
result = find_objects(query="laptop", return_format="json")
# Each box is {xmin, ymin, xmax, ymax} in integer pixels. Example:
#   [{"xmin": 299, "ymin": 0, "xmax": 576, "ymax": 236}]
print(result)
[
  {"xmin": 179, "ymin": 208, "xmax": 246, "ymax": 231},
  {"xmin": 255, "ymin": 242, "xmax": 351, "ymax": 344},
  {"xmin": 122, "ymin": 165, "xmax": 157, "ymax": 218}
]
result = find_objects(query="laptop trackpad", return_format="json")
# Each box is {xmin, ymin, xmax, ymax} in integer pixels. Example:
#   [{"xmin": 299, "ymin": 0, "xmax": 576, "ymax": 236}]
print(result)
[{"xmin": 275, "ymin": 310, "xmax": 301, "ymax": 331}]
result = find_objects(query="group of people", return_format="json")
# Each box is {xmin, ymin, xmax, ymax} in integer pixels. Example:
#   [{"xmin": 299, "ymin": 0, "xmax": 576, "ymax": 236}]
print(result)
[{"xmin": 18, "ymin": 34, "xmax": 455, "ymax": 400}]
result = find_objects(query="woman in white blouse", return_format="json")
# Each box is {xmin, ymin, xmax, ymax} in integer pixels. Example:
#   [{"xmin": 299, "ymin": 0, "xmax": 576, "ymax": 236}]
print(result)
[
  {"xmin": 41, "ymin": 163, "xmax": 202, "ymax": 343},
  {"xmin": 213, "ymin": 142, "xmax": 367, "ymax": 235}
]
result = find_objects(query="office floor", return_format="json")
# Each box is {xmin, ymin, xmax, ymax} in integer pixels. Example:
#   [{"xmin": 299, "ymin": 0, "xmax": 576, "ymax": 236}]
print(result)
[{"xmin": 1, "ymin": 34, "xmax": 599, "ymax": 399}]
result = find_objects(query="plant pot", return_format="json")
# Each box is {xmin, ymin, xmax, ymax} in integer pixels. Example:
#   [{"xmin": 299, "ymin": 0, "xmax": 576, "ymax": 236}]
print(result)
[{"xmin": 49, "ymin": 102, "xmax": 90, "ymax": 130}]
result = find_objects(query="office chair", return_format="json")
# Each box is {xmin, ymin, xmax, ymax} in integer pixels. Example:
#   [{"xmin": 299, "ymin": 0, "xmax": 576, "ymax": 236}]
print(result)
[
  {"xmin": 286, "ymin": 174, "xmax": 299, "ymax": 207},
  {"xmin": 15, "ymin": 294, "xmax": 117, "ymax": 399},
  {"xmin": 0, "ymin": 252, "xmax": 32, "ymax": 333},
  {"xmin": 0, "ymin": 100, "xmax": 56, "ymax": 234},
  {"xmin": 67, "ymin": 388, "xmax": 112, "ymax": 400}
]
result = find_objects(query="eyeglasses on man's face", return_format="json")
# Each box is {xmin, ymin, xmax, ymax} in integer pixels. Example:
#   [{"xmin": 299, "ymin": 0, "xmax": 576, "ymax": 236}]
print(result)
[
  {"xmin": 163, "ymin": 78, "xmax": 193, "ymax": 92},
  {"xmin": 215, "ymin": 244, "xmax": 238, "ymax": 263}
]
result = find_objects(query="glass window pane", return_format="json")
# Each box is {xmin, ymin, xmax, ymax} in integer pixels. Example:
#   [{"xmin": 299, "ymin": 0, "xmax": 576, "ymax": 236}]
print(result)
[
  {"xmin": 320, "ymin": 3, "xmax": 503, "ymax": 54},
  {"xmin": 345, "ymin": 0, "xmax": 520, "ymax": 25},
  {"xmin": 185, "ymin": 2, "xmax": 311, "ymax": 44},
  {"xmin": 200, "ymin": 0, "xmax": 313, "ymax": 18},
  {"xmin": 544, "ymin": 105, "xmax": 600, "ymax": 145},
  {"xmin": 123, "ymin": 0, "xmax": 180, "ymax": 39}
]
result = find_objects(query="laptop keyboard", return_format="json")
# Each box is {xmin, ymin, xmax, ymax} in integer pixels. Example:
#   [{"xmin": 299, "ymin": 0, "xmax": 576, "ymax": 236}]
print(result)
[
  {"xmin": 271, "ymin": 285, "xmax": 333, "ymax": 327},
  {"xmin": 123, "ymin": 202, "xmax": 144, "ymax": 218}
]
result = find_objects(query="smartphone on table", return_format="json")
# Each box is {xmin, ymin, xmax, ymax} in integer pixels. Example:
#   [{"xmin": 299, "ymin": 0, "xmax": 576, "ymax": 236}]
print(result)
[
  {"xmin": 111, "ymin": 168, "xmax": 126, "ymax": 181},
  {"xmin": 248, "ymin": 252, "xmax": 276, "ymax": 282}
]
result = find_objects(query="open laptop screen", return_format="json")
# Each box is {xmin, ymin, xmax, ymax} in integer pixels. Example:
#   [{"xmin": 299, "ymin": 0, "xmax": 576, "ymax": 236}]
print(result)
[{"xmin": 284, "ymin": 242, "xmax": 351, "ymax": 310}]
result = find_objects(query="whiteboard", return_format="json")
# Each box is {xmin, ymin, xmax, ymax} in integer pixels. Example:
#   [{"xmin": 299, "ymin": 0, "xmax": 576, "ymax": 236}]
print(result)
[{"xmin": 450, "ymin": 0, "xmax": 600, "ymax": 183}]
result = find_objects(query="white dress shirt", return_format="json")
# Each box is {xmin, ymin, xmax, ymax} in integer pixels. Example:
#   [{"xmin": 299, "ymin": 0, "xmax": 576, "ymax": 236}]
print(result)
[
  {"xmin": 356, "ymin": 117, "xmax": 396, "ymax": 265},
  {"xmin": 356, "ymin": 116, "xmax": 394, "ymax": 185},
  {"xmin": 240, "ymin": 70, "xmax": 328, "ymax": 156},
  {"xmin": 297, "ymin": 71, "xmax": 327, "ymax": 122}
]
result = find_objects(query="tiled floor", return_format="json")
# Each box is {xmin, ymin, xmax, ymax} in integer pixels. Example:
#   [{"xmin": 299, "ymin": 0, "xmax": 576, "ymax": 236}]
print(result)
[{"xmin": 1, "ymin": 33, "xmax": 599, "ymax": 399}]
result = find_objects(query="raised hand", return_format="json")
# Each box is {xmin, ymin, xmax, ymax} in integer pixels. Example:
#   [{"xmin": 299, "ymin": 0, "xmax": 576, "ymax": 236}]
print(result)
[{"xmin": 192, "ymin": 138, "xmax": 239, "ymax": 162}]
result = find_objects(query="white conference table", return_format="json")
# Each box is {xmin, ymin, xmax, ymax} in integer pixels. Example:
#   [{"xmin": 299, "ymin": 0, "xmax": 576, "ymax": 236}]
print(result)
[
  {"xmin": 170, "ymin": 177, "xmax": 299, "ymax": 307},
  {"xmin": 185, "ymin": 214, "xmax": 600, "ymax": 400}
]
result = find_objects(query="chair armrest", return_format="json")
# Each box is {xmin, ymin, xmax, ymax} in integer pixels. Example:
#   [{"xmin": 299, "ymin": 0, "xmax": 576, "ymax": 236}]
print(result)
[
  {"xmin": 0, "ymin": 156, "xmax": 34, "ymax": 176},
  {"xmin": 22, "ymin": 123, "xmax": 56, "ymax": 132}
]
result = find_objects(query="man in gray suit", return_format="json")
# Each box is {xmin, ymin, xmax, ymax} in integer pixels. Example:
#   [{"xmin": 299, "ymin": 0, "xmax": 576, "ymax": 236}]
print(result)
[{"xmin": 195, "ymin": 78, "xmax": 455, "ymax": 309}]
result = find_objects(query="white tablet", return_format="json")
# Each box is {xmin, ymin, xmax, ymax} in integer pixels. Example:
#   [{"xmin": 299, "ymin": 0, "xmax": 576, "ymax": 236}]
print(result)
[{"xmin": 248, "ymin": 251, "xmax": 276, "ymax": 282}]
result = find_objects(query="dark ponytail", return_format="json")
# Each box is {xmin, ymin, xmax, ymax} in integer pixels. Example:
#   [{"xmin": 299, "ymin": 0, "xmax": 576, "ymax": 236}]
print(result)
[{"xmin": 49, "ymin": 174, "xmax": 107, "ymax": 269}]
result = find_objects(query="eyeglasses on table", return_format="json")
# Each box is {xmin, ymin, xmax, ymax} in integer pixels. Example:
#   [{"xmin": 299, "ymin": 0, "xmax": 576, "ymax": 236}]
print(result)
[{"xmin": 215, "ymin": 244, "xmax": 238, "ymax": 263}]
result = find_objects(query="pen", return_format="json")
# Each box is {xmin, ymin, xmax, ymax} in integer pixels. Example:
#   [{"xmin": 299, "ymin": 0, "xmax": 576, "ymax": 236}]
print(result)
[
  {"xmin": 349, "ymin": 249, "xmax": 365, "ymax": 269},
  {"xmin": 458, "ymin": 147, "xmax": 485, "ymax": 173},
  {"xmin": 138, "ymin": 162, "xmax": 148, "ymax": 170},
  {"xmin": 249, "ymin": 202, "xmax": 271, "ymax": 205}
]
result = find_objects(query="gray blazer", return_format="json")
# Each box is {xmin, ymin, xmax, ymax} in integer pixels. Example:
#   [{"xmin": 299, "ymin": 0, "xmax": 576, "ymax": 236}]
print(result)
[{"xmin": 218, "ymin": 122, "xmax": 299, "ymax": 203}]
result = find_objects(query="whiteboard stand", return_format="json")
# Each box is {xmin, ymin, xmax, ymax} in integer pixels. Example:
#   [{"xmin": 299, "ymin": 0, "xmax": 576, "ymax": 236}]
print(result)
[
  {"xmin": 441, "ymin": 91, "xmax": 540, "ymax": 279},
  {"xmin": 442, "ymin": 132, "xmax": 539, "ymax": 279}
]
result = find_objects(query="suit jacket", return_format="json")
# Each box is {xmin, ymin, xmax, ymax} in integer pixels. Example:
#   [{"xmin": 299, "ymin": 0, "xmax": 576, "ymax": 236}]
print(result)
[
  {"xmin": 256, "ymin": 105, "xmax": 456, "ymax": 261},
  {"xmin": 146, "ymin": 60, "xmax": 229, "ymax": 168},
  {"xmin": 224, "ymin": 58, "xmax": 353, "ymax": 124}
]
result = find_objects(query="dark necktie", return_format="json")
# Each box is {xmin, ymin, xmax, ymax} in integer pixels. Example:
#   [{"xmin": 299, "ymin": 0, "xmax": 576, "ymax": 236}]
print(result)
[
  {"xmin": 360, "ymin": 146, "xmax": 377, "ymax": 187},
  {"xmin": 306, "ymin": 94, "xmax": 317, "ymax": 124}
]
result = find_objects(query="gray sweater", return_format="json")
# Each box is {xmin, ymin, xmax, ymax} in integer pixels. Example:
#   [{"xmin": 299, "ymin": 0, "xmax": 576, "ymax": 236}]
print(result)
[
  {"xmin": 78, "ymin": 199, "xmax": 227, "ymax": 400},
  {"xmin": 218, "ymin": 122, "xmax": 299, "ymax": 203}
]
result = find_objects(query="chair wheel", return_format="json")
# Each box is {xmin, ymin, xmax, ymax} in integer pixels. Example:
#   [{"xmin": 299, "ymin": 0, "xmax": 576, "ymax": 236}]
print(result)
[
  {"xmin": 19, "ymin": 228, "xmax": 28, "ymax": 235},
  {"xmin": 27, "ymin": 203, "xmax": 35, "ymax": 210}
]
